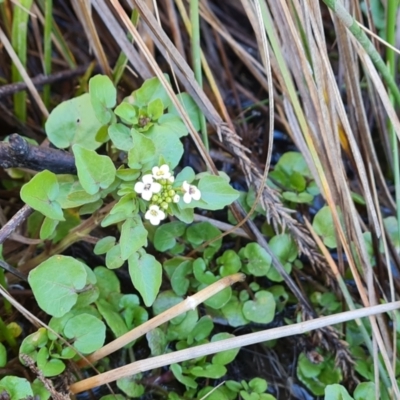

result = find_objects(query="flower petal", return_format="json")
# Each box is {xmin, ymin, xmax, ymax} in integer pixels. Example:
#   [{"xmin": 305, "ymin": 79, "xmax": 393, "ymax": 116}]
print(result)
[
  {"xmin": 183, "ymin": 193, "xmax": 192, "ymax": 203},
  {"xmin": 192, "ymin": 188, "xmax": 201, "ymax": 201},
  {"xmin": 151, "ymin": 182, "xmax": 162, "ymax": 193},
  {"xmin": 142, "ymin": 191, "xmax": 152, "ymax": 201},
  {"xmin": 142, "ymin": 174, "xmax": 154, "ymax": 183},
  {"xmin": 134, "ymin": 182, "xmax": 144, "ymax": 193}
]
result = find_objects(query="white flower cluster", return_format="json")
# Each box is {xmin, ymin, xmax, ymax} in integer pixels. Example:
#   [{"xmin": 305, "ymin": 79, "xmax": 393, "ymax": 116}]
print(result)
[{"xmin": 134, "ymin": 164, "xmax": 201, "ymax": 225}]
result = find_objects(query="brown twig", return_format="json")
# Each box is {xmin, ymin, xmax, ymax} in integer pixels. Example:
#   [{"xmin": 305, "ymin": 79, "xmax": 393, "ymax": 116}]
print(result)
[
  {"xmin": 0, "ymin": 65, "xmax": 91, "ymax": 99},
  {"xmin": 0, "ymin": 134, "xmax": 76, "ymax": 174}
]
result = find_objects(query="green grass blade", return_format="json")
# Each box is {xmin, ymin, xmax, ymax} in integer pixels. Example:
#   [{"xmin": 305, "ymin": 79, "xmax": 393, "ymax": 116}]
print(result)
[{"xmin": 11, "ymin": 0, "xmax": 34, "ymax": 122}]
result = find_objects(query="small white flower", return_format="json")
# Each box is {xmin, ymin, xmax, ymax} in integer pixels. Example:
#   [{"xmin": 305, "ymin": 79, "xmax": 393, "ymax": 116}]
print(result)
[
  {"xmin": 182, "ymin": 181, "xmax": 201, "ymax": 204},
  {"xmin": 152, "ymin": 164, "xmax": 171, "ymax": 180},
  {"xmin": 134, "ymin": 174, "xmax": 161, "ymax": 201},
  {"xmin": 173, "ymin": 194, "xmax": 180, "ymax": 203},
  {"xmin": 167, "ymin": 176, "xmax": 175, "ymax": 183},
  {"xmin": 145, "ymin": 205, "xmax": 166, "ymax": 225}
]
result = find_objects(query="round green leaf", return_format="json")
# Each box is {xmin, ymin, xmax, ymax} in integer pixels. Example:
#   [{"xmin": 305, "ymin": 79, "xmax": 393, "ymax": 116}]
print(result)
[
  {"xmin": 73, "ymin": 144, "xmax": 116, "ymax": 195},
  {"xmin": 0, "ymin": 376, "xmax": 34, "ymax": 398},
  {"xmin": 154, "ymin": 221, "xmax": 186, "ymax": 252},
  {"xmin": 108, "ymin": 123, "xmax": 133, "ymax": 151},
  {"xmin": 128, "ymin": 252, "xmax": 162, "ymax": 307},
  {"xmin": 89, "ymin": 74, "xmax": 117, "ymax": 124},
  {"xmin": 28, "ymin": 255, "xmax": 88, "ymax": 317},
  {"xmin": 267, "ymin": 234, "xmax": 297, "ymax": 282},
  {"xmin": 20, "ymin": 170, "xmax": 64, "ymax": 221},
  {"xmin": 239, "ymin": 242, "xmax": 271, "ymax": 276},
  {"xmin": 45, "ymin": 93, "xmax": 102, "ymax": 150},
  {"xmin": 64, "ymin": 313, "xmax": 106, "ymax": 353},
  {"xmin": 242, "ymin": 291, "xmax": 275, "ymax": 324},
  {"xmin": 117, "ymin": 377, "xmax": 145, "ymax": 398},
  {"xmin": 312, "ymin": 206, "xmax": 340, "ymax": 249},
  {"xmin": 114, "ymin": 102, "xmax": 138, "ymax": 124}
]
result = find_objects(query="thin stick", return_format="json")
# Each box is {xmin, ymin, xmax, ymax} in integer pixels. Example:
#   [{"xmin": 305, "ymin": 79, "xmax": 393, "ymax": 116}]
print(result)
[
  {"xmin": 70, "ymin": 300, "xmax": 400, "ymax": 394},
  {"xmin": 0, "ymin": 205, "xmax": 33, "ymax": 245}
]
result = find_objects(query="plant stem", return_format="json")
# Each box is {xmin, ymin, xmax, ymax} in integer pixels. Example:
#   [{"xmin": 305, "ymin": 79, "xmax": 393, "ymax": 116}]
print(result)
[{"xmin": 190, "ymin": 0, "xmax": 209, "ymax": 150}]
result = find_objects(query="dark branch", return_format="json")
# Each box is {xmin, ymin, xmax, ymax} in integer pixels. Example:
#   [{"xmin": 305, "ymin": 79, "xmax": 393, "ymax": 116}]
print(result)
[
  {"xmin": 0, "ymin": 65, "xmax": 92, "ymax": 99},
  {"xmin": 0, "ymin": 134, "xmax": 76, "ymax": 174}
]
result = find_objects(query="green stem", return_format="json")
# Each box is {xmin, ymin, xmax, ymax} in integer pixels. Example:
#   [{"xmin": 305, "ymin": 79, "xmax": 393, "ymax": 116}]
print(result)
[
  {"xmin": 190, "ymin": 0, "xmax": 209, "ymax": 150},
  {"xmin": 43, "ymin": 0, "xmax": 53, "ymax": 109},
  {"xmin": 322, "ymin": 0, "xmax": 400, "ymax": 106},
  {"xmin": 386, "ymin": 0, "xmax": 400, "ymax": 268}
]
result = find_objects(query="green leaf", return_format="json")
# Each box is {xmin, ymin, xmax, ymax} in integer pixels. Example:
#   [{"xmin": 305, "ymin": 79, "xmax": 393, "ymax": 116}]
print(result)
[
  {"xmin": 94, "ymin": 267, "xmax": 121, "ymax": 298},
  {"xmin": 36, "ymin": 347, "xmax": 65, "ymax": 377},
  {"xmin": 96, "ymin": 298, "xmax": 129, "ymax": 338},
  {"xmin": 249, "ymin": 378, "xmax": 268, "ymax": 394},
  {"xmin": 186, "ymin": 222, "xmax": 222, "ymax": 260},
  {"xmin": 190, "ymin": 364, "xmax": 226, "ymax": 379},
  {"xmin": 167, "ymin": 309, "xmax": 198, "ymax": 341},
  {"xmin": 154, "ymin": 221, "xmax": 186, "ymax": 251},
  {"xmin": 145, "ymin": 126, "xmax": 183, "ymax": 169},
  {"xmin": 94, "ymin": 236, "xmax": 116, "ymax": 255},
  {"xmin": 185, "ymin": 175, "xmax": 239, "ymax": 211},
  {"xmin": 89, "ymin": 74, "xmax": 117, "ymax": 124},
  {"xmin": 73, "ymin": 144, "xmax": 116, "ymax": 195},
  {"xmin": 146, "ymin": 328, "xmax": 167, "ymax": 356},
  {"xmin": 0, "ymin": 376, "xmax": 34, "ymax": 398},
  {"xmin": 275, "ymin": 151, "xmax": 311, "ymax": 178},
  {"xmin": 239, "ymin": 242, "xmax": 271, "ymax": 276},
  {"xmin": 117, "ymin": 377, "xmax": 145, "ymax": 398},
  {"xmin": 267, "ymin": 234, "xmax": 297, "ymax": 282},
  {"xmin": 169, "ymin": 93, "xmax": 201, "ymax": 131},
  {"xmin": 221, "ymin": 295, "xmax": 249, "ymax": 327},
  {"xmin": 170, "ymin": 364, "xmax": 197, "ymax": 389},
  {"xmin": 106, "ymin": 244, "xmax": 124, "ymax": 269},
  {"xmin": 150, "ymin": 113, "xmax": 188, "ymax": 138},
  {"xmin": 40, "ymin": 217, "xmax": 59, "ymax": 240},
  {"xmin": 354, "ymin": 382, "xmax": 375, "ymax": 400},
  {"xmin": 64, "ymin": 313, "xmax": 106, "ymax": 353},
  {"xmin": 45, "ymin": 93, "xmax": 103, "ymax": 150},
  {"xmin": 313, "ymin": 206, "xmax": 341, "ymax": 249},
  {"xmin": 108, "ymin": 123, "xmax": 133, "ymax": 151},
  {"xmin": 211, "ymin": 333, "xmax": 239, "ymax": 365},
  {"xmin": 114, "ymin": 102, "xmax": 138, "ymax": 125},
  {"xmin": 0, "ymin": 343, "xmax": 6, "ymax": 367},
  {"xmin": 217, "ymin": 250, "xmax": 242, "ymax": 276},
  {"xmin": 120, "ymin": 217, "xmax": 148, "ymax": 260},
  {"xmin": 174, "ymin": 167, "xmax": 195, "ymax": 187},
  {"xmin": 204, "ymin": 286, "xmax": 231, "ymax": 309},
  {"xmin": 324, "ymin": 384, "xmax": 353, "ymax": 400},
  {"xmin": 31, "ymin": 378, "xmax": 51, "ymax": 400},
  {"xmin": 187, "ymin": 316, "xmax": 214, "ymax": 345},
  {"xmin": 28, "ymin": 255, "xmax": 88, "ymax": 317},
  {"xmin": 282, "ymin": 191, "xmax": 313, "ymax": 203},
  {"xmin": 128, "ymin": 252, "xmax": 162, "ymax": 306},
  {"xmin": 20, "ymin": 170, "xmax": 64, "ymax": 221},
  {"xmin": 242, "ymin": 291, "xmax": 275, "ymax": 323},
  {"xmin": 147, "ymin": 98, "xmax": 164, "ymax": 120},
  {"xmin": 128, "ymin": 129, "xmax": 158, "ymax": 171},
  {"xmin": 132, "ymin": 74, "xmax": 171, "ymax": 108},
  {"xmin": 171, "ymin": 260, "xmax": 192, "ymax": 296}
]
